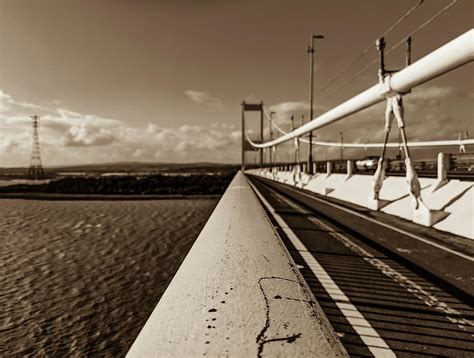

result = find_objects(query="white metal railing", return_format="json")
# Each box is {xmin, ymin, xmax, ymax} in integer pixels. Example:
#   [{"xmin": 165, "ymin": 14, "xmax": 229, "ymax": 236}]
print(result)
[
  {"xmin": 247, "ymin": 29, "xmax": 474, "ymax": 149},
  {"xmin": 246, "ymin": 125, "xmax": 474, "ymax": 149}
]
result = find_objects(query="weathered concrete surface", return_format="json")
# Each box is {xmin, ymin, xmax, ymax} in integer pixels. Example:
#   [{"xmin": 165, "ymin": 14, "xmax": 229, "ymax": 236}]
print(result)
[
  {"xmin": 275, "ymin": 171, "xmax": 290, "ymax": 183},
  {"xmin": 248, "ymin": 169, "xmax": 473, "ymax": 239},
  {"xmin": 434, "ymin": 187, "xmax": 474, "ymax": 239},
  {"xmin": 328, "ymin": 175, "xmax": 433, "ymax": 207},
  {"xmin": 305, "ymin": 173, "xmax": 345, "ymax": 195},
  {"xmin": 127, "ymin": 171, "xmax": 347, "ymax": 357},
  {"xmin": 381, "ymin": 180, "xmax": 472, "ymax": 230}
]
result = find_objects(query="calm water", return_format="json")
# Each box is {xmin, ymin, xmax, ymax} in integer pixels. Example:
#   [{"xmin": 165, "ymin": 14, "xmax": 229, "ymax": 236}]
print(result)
[{"xmin": 0, "ymin": 199, "xmax": 218, "ymax": 357}]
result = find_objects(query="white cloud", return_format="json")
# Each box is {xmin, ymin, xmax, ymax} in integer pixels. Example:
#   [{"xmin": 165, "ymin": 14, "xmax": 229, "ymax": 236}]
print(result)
[
  {"xmin": 145, "ymin": 122, "xmax": 240, "ymax": 154},
  {"xmin": 61, "ymin": 123, "xmax": 117, "ymax": 147},
  {"xmin": 0, "ymin": 89, "xmax": 241, "ymax": 165},
  {"xmin": 244, "ymin": 94, "xmax": 261, "ymax": 103},
  {"xmin": 268, "ymin": 101, "xmax": 309, "ymax": 115},
  {"xmin": 185, "ymin": 90, "xmax": 224, "ymax": 110},
  {"xmin": 409, "ymin": 86, "xmax": 454, "ymax": 100},
  {"xmin": 0, "ymin": 89, "xmax": 54, "ymax": 115},
  {"xmin": 0, "ymin": 137, "xmax": 19, "ymax": 153},
  {"xmin": 0, "ymin": 89, "xmax": 15, "ymax": 113},
  {"xmin": 132, "ymin": 148, "xmax": 146, "ymax": 158},
  {"xmin": 265, "ymin": 101, "xmax": 329, "ymax": 133}
]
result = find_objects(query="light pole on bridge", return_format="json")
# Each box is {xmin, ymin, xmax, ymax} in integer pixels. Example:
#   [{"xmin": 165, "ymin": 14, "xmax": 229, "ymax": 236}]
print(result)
[
  {"xmin": 307, "ymin": 34, "xmax": 324, "ymax": 174},
  {"xmin": 269, "ymin": 111, "xmax": 276, "ymax": 168},
  {"xmin": 340, "ymin": 132, "xmax": 344, "ymax": 161}
]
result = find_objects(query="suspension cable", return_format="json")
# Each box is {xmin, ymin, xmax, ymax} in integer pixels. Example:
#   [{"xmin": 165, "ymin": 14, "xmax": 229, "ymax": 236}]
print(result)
[
  {"xmin": 384, "ymin": 0, "xmax": 459, "ymax": 59},
  {"xmin": 262, "ymin": 106, "xmax": 288, "ymax": 136},
  {"xmin": 262, "ymin": 0, "xmax": 459, "ymax": 132},
  {"xmin": 251, "ymin": 0, "xmax": 461, "ymax": 148},
  {"xmin": 318, "ymin": 0, "xmax": 459, "ymax": 106},
  {"xmin": 317, "ymin": 0, "xmax": 425, "ymax": 97}
]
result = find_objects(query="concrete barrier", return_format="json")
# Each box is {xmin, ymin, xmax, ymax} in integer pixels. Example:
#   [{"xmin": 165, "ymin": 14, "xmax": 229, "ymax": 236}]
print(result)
[
  {"xmin": 128, "ymin": 172, "xmax": 347, "ymax": 357},
  {"xmin": 306, "ymin": 173, "xmax": 346, "ymax": 196},
  {"xmin": 434, "ymin": 187, "xmax": 473, "ymax": 238},
  {"xmin": 250, "ymin": 170, "xmax": 473, "ymax": 239}
]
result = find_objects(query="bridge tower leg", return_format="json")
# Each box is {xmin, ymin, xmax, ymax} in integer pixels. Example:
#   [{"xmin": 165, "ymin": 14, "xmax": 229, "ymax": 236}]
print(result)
[{"xmin": 241, "ymin": 101, "xmax": 265, "ymax": 170}]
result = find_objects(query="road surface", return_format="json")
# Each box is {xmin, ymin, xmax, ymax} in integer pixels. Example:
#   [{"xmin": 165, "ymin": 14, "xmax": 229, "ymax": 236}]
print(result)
[{"xmin": 248, "ymin": 174, "xmax": 474, "ymax": 357}]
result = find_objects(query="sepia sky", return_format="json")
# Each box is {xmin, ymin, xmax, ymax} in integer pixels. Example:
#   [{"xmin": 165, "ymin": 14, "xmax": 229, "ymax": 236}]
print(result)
[{"xmin": 0, "ymin": 0, "xmax": 472, "ymax": 166}]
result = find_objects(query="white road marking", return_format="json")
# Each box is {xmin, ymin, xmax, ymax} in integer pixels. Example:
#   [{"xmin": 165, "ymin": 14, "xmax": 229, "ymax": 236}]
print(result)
[
  {"xmin": 271, "ymin": 184, "xmax": 474, "ymax": 330},
  {"xmin": 306, "ymin": 215, "xmax": 474, "ymax": 330},
  {"xmin": 277, "ymin": 179, "xmax": 474, "ymax": 262},
  {"xmin": 248, "ymin": 180, "xmax": 397, "ymax": 357}
]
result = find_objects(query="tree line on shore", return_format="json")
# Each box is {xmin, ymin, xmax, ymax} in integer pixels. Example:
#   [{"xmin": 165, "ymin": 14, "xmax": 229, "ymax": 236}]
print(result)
[{"xmin": 0, "ymin": 172, "xmax": 237, "ymax": 196}]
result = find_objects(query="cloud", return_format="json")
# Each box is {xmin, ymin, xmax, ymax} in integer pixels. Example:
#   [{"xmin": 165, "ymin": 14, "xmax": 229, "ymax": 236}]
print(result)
[
  {"xmin": 185, "ymin": 90, "xmax": 224, "ymax": 110},
  {"xmin": 0, "ymin": 137, "xmax": 19, "ymax": 153},
  {"xmin": 132, "ymin": 148, "xmax": 146, "ymax": 158},
  {"xmin": 409, "ymin": 86, "xmax": 454, "ymax": 100},
  {"xmin": 244, "ymin": 94, "xmax": 261, "ymax": 103},
  {"xmin": 61, "ymin": 122, "xmax": 117, "ymax": 147},
  {"xmin": 0, "ymin": 89, "xmax": 53, "ymax": 115},
  {"xmin": 265, "ymin": 101, "xmax": 329, "ymax": 132},
  {"xmin": 268, "ymin": 101, "xmax": 309, "ymax": 115},
  {"xmin": 0, "ymin": 89, "xmax": 14, "ymax": 112},
  {"xmin": 405, "ymin": 85, "xmax": 455, "ymax": 111},
  {"xmin": 145, "ymin": 122, "xmax": 240, "ymax": 155},
  {"xmin": 0, "ymin": 88, "xmax": 241, "ymax": 165}
]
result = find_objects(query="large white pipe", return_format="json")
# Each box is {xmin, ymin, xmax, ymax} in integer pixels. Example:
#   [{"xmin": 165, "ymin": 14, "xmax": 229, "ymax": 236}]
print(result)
[
  {"xmin": 250, "ymin": 29, "xmax": 474, "ymax": 149},
  {"xmin": 317, "ymin": 139, "xmax": 474, "ymax": 148},
  {"xmin": 247, "ymin": 123, "xmax": 474, "ymax": 148}
]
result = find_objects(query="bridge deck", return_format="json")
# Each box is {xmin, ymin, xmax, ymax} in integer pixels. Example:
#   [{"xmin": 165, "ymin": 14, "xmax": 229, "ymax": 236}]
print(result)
[{"xmin": 248, "ymin": 175, "xmax": 474, "ymax": 356}]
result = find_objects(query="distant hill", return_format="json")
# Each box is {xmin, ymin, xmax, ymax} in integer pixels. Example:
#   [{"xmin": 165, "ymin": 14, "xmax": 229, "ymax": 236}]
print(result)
[
  {"xmin": 0, "ymin": 171, "xmax": 236, "ymax": 196},
  {"xmin": 52, "ymin": 161, "xmax": 237, "ymax": 170},
  {"xmin": 0, "ymin": 162, "xmax": 240, "ymax": 179},
  {"xmin": 50, "ymin": 161, "xmax": 233, "ymax": 168}
]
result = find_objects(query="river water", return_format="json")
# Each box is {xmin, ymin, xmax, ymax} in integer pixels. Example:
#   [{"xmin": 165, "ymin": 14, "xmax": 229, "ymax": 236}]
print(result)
[{"xmin": 0, "ymin": 198, "xmax": 218, "ymax": 357}]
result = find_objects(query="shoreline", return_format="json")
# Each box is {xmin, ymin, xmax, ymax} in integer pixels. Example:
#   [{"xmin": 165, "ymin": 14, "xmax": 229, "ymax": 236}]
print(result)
[{"xmin": 0, "ymin": 193, "xmax": 222, "ymax": 201}]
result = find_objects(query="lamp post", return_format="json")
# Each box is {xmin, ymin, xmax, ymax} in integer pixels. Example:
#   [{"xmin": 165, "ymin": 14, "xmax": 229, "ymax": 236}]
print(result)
[
  {"xmin": 307, "ymin": 34, "xmax": 324, "ymax": 174},
  {"xmin": 340, "ymin": 132, "xmax": 344, "ymax": 161},
  {"xmin": 300, "ymin": 114, "xmax": 304, "ymax": 172},
  {"xmin": 269, "ymin": 111, "xmax": 276, "ymax": 168}
]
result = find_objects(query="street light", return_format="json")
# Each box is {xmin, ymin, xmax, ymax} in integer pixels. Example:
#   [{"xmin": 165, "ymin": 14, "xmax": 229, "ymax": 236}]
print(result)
[
  {"xmin": 269, "ymin": 111, "xmax": 276, "ymax": 168},
  {"xmin": 307, "ymin": 34, "xmax": 324, "ymax": 174},
  {"xmin": 340, "ymin": 132, "xmax": 344, "ymax": 161}
]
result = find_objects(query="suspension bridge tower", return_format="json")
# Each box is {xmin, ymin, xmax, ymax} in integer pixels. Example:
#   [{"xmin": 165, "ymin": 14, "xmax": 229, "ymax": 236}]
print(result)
[{"xmin": 27, "ymin": 115, "xmax": 45, "ymax": 180}]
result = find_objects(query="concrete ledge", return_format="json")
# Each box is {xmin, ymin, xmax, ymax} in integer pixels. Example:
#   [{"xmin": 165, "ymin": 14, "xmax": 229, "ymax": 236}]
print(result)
[{"xmin": 127, "ymin": 171, "xmax": 347, "ymax": 357}]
